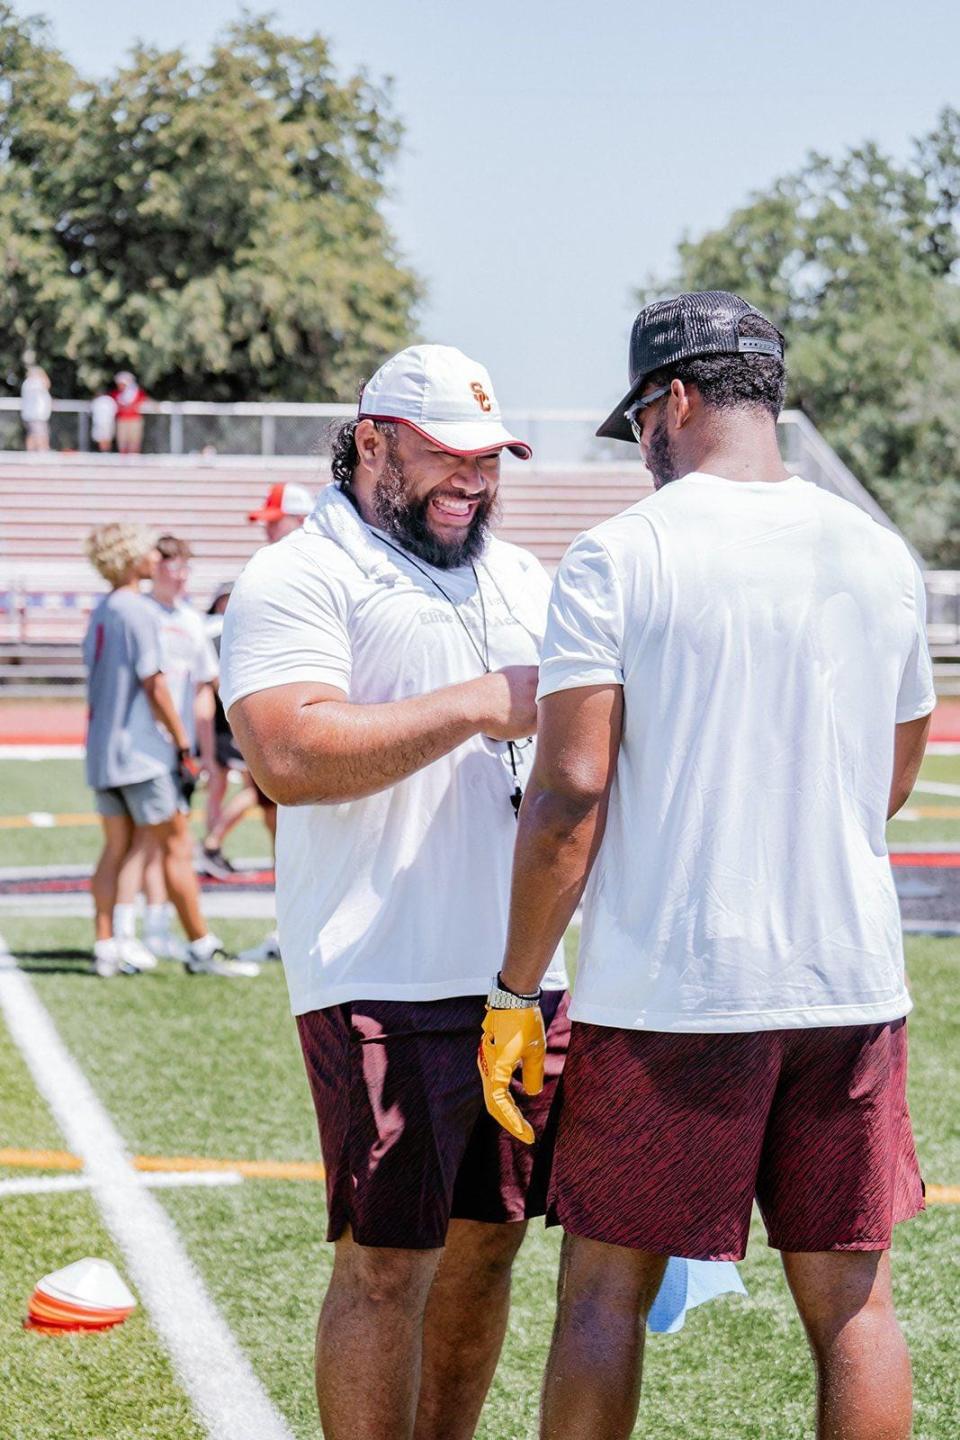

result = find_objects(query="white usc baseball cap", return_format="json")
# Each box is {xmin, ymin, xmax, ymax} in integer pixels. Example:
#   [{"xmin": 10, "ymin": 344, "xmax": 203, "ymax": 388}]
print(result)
[
  {"xmin": 248, "ymin": 482, "xmax": 314, "ymax": 522},
  {"xmin": 358, "ymin": 344, "xmax": 532, "ymax": 460}
]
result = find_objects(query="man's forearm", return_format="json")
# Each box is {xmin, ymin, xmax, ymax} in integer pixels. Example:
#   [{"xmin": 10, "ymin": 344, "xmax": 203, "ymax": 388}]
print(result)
[
  {"xmin": 254, "ymin": 680, "xmax": 487, "ymax": 806},
  {"xmin": 499, "ymin": 781, "xmax": 610, "ymax": 995},
  {"xmin": 144, "ymin": 675, "xmax": 190, "ymax": 753},
  {"xmin": 194, "ymin": 684, "xmax": 216, "ymax": 767},
  {"xmin": 888, "ymin": 714, "xmax": 932, "ymax": 819}
]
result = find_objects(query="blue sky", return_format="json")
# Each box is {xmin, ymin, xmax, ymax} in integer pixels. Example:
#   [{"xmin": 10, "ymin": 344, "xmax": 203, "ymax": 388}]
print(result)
[{"xmin": 32, "ymin": 0, "xmax": 960, "ymax": 410}]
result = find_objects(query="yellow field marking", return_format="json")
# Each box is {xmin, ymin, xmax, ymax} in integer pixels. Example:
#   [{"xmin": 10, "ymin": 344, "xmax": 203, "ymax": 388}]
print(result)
[
  {"xmin": 133, "ymin": 1154, "xmax": 326, "ymax": 1182},
  {"xmin": 0, "ymin": 812, "xmax": 99, "ymax": 830},
  {"xmin": 926, "ymin": 1184, "xmax": 960, "ymax": 1205},
  {"xmin": 0, "ymin": 1146, "xmax": 85, "ymax": 1171},
  {"xmin": 17, "ymin": 803, "xmax": 960, "ymax": 834},
  {"xmin": 893, "ymin": 806, "xmax": 960, "ymax": 821},
  {"xmin": 3, "ymin": 1147, "xmax": 959, "ymax": 1201},
  {"xmin": 0, "ymin": 1145, "xmax": 324, "ymax": 1182}
]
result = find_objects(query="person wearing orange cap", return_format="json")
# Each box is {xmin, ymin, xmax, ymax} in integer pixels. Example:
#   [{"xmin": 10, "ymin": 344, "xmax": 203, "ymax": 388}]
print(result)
[
  {"xmin": 199, "ymin": 482, "xmax": 315, "ymax": 960},
  {"xmin": 247, "ymin": 481, "xmax": 314, "ymax": 543}
]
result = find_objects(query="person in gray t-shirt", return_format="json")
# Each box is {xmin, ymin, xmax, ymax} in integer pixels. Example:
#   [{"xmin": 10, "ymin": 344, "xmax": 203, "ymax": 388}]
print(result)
[
  {"xmin": 83, "ymin": 524, "xmax": 254, "ymax": 980},
  {"xmin": 84, "ymin": 586, "xmax": 167, "ymax": 791}
]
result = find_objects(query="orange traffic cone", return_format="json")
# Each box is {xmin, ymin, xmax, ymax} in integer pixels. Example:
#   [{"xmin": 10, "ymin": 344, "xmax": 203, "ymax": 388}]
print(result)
[{"xmin": 25, "ymin": 1258, "xmax": 137, "ymax": 1334}]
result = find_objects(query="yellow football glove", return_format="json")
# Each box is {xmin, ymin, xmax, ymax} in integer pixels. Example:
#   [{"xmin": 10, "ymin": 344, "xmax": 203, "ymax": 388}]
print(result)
[{"xmin": 477, "ymin": 1004, "xmax": 546, "ymax": 1145}]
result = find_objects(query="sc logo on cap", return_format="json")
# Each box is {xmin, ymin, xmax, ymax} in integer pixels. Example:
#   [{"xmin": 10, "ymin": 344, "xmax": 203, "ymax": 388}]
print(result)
[{"xmin": 470, "ymin": 381, "xmax": 492, "ymax": 413}]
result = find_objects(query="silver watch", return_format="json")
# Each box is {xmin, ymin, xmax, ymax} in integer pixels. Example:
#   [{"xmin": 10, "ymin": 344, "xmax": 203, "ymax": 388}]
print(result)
[{"xmin": 486, "ymin": 976, "xmax": 541, "ymax": 1009}]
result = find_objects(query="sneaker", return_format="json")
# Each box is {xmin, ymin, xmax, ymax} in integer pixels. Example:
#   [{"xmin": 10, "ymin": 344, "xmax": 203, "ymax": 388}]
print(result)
[
  {"xmin": 237, "ymin": 930, "xmax": 282, "ymax": 964},
  {"xmin": 92, "ymin": 939, "xmax": 138, "ymax": 978},
  {"xmin": 198, "ymin": 845, "xmax": 237, "ymax": 880},
  {"xmin": 184, "ymin": 935, "xmax": 259, "ymax": 978},
  {"xmin": 117, "ymin": 937, "xmax": 159, "ymax": 972},
  {"xmin": 144, "ymin": 931, "xmax": 189, "ymax": 963}
]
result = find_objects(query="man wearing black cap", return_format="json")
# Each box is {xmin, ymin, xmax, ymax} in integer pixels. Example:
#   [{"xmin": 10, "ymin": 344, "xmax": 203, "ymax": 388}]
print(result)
[{"xmin": 480, "ymin": 292, "xmax": 934, "ymax": 1438}]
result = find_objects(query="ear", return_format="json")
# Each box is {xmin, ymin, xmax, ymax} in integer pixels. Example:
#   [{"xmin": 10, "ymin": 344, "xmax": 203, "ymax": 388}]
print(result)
[
  {"xmin": 670, "ymin": 378, "xmax": 694, "ymax": 428},
  {"xmin": 354, "ymin": 418, "xmax": 386, "ymax": 472}
]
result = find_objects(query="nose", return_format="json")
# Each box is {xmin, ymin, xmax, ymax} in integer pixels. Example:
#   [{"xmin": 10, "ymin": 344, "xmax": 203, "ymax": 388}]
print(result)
[{"xmin": 451, "ymin": 458, "xmax": 488, "ymax": 495}]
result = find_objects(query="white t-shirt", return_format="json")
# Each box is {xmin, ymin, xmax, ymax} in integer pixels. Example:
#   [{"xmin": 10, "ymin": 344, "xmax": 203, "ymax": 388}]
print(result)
[
  {"xmin": 21, "ymin": 375, "xmax": 52, "ymax": 423},
  {"xmin": 155, "ymin": 599, "xmax": 218, "ymax": 746},
  {"xmin": 91, "ymin": 394, "xmax": 118, "ymax": 442},
  {"xmin": 538, "ymin": 472, "xmax": 935, "ymax": 1034},
  {"xmin": 126, "ymin": 599, "xmax": 218, "ymax": 765},
  {"xmin": 220, "ymin": 484, "xmax": 568, "ymax": 1015}
]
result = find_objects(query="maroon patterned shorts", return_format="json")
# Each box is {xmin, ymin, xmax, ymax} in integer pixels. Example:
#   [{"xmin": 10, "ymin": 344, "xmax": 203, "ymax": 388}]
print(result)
[
  {"xmin": 297, "ymin": 991, "xmax": 570, "ymax": 1249},
  {"xmin": 548, "ymin": 1018, "xmax": 923, "ymax": 1260}
]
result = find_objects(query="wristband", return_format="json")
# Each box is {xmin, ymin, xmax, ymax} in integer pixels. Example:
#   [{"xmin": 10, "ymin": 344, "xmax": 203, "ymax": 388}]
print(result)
[{"xmin": 486, "ymin": 972, "xmax": 541, "ymax": 1009}]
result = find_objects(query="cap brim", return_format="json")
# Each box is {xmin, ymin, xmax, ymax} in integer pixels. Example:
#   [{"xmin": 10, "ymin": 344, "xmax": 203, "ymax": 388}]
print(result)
[
  {"xmin": 595, "ymin": 375, "xmax": 647, "ymax": 443},
  {"xmin": 363, "ymin": 414, "xmax": 532, "ymax": 461},
  {"xmin": 248, "ymin": 508, "xmax": 285, "ymax": 522}
]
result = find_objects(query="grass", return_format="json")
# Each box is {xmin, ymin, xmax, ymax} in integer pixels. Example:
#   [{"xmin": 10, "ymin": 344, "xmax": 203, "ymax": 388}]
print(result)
[
  {"xmin": 0, "ymin": 1189, "xmax": 206, "ymax": 1440},
  {"xmin": 0, "ymin": 755, "xmax": 957, "ymax": 872},
  {"xmin": 0, "ymin": 759, "xmax": 269, "ymax": 869},
  {"xmin": 1, "ymin": 910, "xmax": 958, "ymax": 1438}
]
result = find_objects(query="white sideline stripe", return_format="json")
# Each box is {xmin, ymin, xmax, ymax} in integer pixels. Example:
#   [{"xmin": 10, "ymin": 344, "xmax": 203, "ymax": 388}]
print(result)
[
  {"xmin": 913, "ymin": 780, "xmax": 960, "ymax": 798},
  {"xmin": 0, "ymin": 936, "xmax": 295, "ymax": 1440},
  {"xmin": 0, "ymin": 745, "xmax": 85, "ymax": 760},
  {"xmin": 0, "ymin": 1171, "xmax": 244, "ymax": 1200}
]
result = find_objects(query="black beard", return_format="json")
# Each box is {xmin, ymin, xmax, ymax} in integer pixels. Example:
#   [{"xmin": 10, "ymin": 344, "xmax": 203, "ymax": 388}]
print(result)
[
  {"xmin": 646, "ymin": 411, "xmax": 681, "ymax": 490},
  {"xmin": 373, "ymin": 448, "xmax": 498, "ymax": 569}
]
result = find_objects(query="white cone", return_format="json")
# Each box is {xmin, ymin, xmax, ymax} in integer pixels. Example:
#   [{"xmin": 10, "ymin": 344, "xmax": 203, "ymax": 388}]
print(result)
[{"xmin": 35, "ymin": 1258, "xmax": 136, "ymax": 1311}]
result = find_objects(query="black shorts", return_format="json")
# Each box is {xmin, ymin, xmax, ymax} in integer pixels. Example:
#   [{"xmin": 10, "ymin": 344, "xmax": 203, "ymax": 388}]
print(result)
[{"xmin": 297, "ymin": 991, "xmax": 570, "ymax": 1248}]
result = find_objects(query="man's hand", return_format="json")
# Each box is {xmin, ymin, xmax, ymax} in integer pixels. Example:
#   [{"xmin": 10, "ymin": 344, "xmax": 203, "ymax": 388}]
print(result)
[
  {"xmin": 473, "ymin": 666, "xmax": 539, "ymax": 741},
  {"xmin": 477, "ymin": 1005, "xmax": 546, "ymax": 1144},
  {"xmin": 177, "ymin": 749, "xmax": 201, "ymax": 806}
]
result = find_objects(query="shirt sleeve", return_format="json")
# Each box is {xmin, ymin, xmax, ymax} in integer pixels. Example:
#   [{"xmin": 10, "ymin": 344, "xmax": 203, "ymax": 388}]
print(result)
[
  {"xmin": 537, "ymin": 533, "xmax": 626, "ymax": 701},
  {"xmin": 196, "ymin": 629, "xmax": 219, "ymax": 686},
  {"xmin": 126, "ymin": 598, "xmax": 164, "ymax": 681},
  {"xmin": 219, "ymin": 547, "xmax": 352, "ymax": 711},
  {"xmin": 896, "ymin": 562, "xmax": 936, "ymax": 723}
]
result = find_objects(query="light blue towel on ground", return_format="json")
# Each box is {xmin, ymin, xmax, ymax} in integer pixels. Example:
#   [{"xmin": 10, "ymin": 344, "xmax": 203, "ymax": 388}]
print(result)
[{"xmin": 647, "ymin": 1257, "xmax": 746, "ymax": 1334}]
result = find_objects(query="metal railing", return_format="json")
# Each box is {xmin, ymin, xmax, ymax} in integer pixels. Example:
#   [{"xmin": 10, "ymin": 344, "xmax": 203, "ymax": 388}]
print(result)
[{"xmin": 0, "ymin": 396, "xmax": 354, "ymax": 458}]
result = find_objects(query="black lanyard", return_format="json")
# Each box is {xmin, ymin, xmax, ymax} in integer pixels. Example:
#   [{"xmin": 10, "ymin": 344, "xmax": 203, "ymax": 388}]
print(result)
[{"xmin": 372, "ymin": 532, "xmax": 526, "ymax": 817}]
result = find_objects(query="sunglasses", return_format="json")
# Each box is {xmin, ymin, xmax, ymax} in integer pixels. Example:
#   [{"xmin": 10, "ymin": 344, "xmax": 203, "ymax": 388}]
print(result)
[{"xmin": 624, "ymin": 384, "xmax": 672, "ymax": 444}]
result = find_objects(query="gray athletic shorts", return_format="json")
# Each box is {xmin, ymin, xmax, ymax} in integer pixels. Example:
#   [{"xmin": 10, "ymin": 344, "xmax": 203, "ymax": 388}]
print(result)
[{"xmin": 94, "ymin": 772, "xmax": 184, "ymax": 826}]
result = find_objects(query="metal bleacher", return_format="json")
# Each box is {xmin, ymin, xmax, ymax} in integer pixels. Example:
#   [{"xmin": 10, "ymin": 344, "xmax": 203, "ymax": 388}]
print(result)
[
  {"xmin": 1, "ymin": 407, "xmax": 957, "ymax": 693},
  {"xmin": 0, "ymin": 455, "xmax": 653, "ymax": 690}
]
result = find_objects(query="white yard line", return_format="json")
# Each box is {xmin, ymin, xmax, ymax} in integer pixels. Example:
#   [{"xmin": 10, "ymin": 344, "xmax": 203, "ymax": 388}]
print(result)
[
  {"xmin": 913, "ymin": 780, "xmax": 960, "ymax": 798},
  {"xmin": 0, "ymin": 935, "xmax": 295, "ymax": 1440},
  {"xmin": 0, "ymin": 744, "xmax": 84, "ymax": 760},
  {"xmin": 0, "ymin": 1171, "xmax": 244, "ymax": 1199},
  {"xmin": 0, "ymin": 893, "xmax": 277, "ymax": 920}
]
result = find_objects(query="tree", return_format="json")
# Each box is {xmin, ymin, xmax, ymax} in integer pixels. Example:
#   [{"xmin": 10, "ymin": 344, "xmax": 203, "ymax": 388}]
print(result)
[
  {"xmin": 644, "ymin": 110, "xmax": 960, "ymax": 566},
  {"xmin": 0, "ymin": 5, "xmax": 421, "ymax": 401}
]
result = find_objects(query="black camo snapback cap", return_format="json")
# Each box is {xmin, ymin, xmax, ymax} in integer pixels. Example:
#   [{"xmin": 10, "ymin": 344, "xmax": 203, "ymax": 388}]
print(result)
[{"xmin": 597, "ymin": 290, "xmax": 784, "ymax": 443}]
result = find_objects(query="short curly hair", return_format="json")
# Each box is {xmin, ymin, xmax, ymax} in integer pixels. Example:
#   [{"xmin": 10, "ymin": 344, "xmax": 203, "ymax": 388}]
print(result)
[
  {"xmin": 645, "ymin": 311, "xmax": 786, "ymax": 419},
  {"xmin": 84, "ymin": 522, "xmax": 157, "ymax": 587},
  {"xmin": 329, "ymin": 417, "xmax": 398, "ymax": 487}
]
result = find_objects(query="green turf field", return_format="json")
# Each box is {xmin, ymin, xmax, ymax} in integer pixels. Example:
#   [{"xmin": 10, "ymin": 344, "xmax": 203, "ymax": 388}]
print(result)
[
  {"xmin": 0, "ymin": 759, "xmax": 270, "ymax": 870},
  {"xmin": 0, "ymin": 753, "xmax": 958, "ymax": 870},
  {"xmin": 0, "ymin": 914, "xmax": 958, "ymax": 1439},
  {"xmin": 1, "ymin": 750, "xmax": 959, "ymax": 1438}
]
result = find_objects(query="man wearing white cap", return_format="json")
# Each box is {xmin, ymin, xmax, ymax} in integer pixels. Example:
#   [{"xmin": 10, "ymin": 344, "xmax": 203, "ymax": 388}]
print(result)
[
  {"xmin": 248, "ymin": 480, "xmax": 314, "ymax": 543},
  {"xmin": 220, "ymin": 345, "xmax": 571, "ymax": 1440}
]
